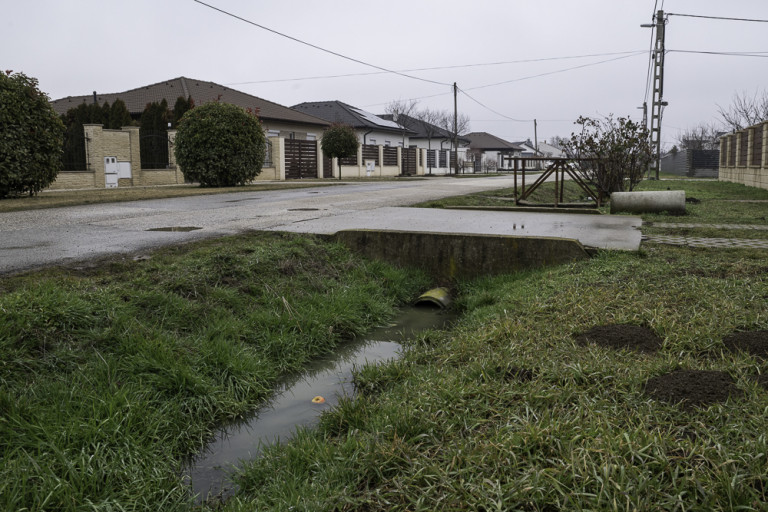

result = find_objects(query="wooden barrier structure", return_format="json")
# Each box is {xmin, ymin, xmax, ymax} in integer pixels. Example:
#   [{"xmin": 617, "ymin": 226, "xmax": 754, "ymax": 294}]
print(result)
[{"xmin": 502, "ymin": 156, "xmax": 603, "ymax": 208}]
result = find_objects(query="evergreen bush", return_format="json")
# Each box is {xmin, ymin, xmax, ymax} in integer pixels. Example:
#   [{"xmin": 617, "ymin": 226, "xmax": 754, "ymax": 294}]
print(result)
[
  {"xmin": 0, "ymin": 71, "xmax": 65, "ymax": 197},
  {"xmin": 174, "ymin": 102, "xmax": 265, "ymax": 186}
]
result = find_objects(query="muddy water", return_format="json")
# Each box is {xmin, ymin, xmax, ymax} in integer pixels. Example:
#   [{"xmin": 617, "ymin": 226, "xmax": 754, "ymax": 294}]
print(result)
[{"xmin": 185, "ymin": 306, "xmax": 453, "ymax": 502}]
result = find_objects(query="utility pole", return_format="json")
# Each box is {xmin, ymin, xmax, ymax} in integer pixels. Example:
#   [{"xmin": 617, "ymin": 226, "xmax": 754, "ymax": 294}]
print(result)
[
  {"xmin": 643, "ymin": 10, "xmax": 667, "ymax": 180},
  {"xmin": 453, "ymin": 82, "xmax": 458, "ymax": 175}
]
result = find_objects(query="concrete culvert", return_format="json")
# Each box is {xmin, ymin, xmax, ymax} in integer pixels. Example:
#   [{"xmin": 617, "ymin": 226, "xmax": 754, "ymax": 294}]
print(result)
[
  {"xmin": 415, "ymin": 287, "xmax": 451, "ymax": 309},
  {"xmin": 610, "ymin": 190, "xmax": 686, "ymax": 214}
]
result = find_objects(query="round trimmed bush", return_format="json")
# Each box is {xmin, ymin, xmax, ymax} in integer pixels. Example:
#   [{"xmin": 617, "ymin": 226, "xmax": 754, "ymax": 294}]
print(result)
[
  {"xmin": 174, "ymin": 102, "xmax": 266, "ymax": 187},
  {"xmin": 0, "ymin": 71, "xmax": 65, "ymax": 198}
]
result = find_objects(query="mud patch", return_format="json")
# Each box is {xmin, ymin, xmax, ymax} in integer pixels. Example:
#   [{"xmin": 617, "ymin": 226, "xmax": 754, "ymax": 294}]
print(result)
[
  {"xmin": 645, "ymin": 370, "xmax": 744, "ymax": 407},
  {"xmin": 723, "ymin": 330, "xmax": 768, "ymax": 359},
  {"xmin": 146, "ymin": 226, "xmax": 202, "ymax": 232},
  {"xmin": 575, "ymin": 324, "xmax": 662, "ymax": 353}
]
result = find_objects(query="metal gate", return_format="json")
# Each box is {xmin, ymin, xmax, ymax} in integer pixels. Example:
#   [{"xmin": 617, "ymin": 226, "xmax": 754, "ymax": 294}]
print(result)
[
  {"xmin": 401, "ymin": 147, "xmax": 417, "ymax": 175},
  {"xmin": 285, "ymin": 139, "xmax": 318, "ymax": 179},
  {"xmin": 322, "ymin": 154, "xmax": 334, "ymax": 178}
]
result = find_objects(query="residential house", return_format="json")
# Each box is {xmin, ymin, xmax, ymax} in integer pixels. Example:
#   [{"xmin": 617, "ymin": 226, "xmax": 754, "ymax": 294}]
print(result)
[
  {"xmin": 291, "ymin": 101, "xmax": 410, "ymax": 146},
  {"xmin": 379, "ymin": 113, "xmax": 470, "ymax": 174},
  {"xmin": 465, "ymin": 132, "xmax": 525, "ymax": 171},
  {"xmin": 50, "ymin": 76, "xmax": 330, "ymax": 139},
  {"xmin": 537, "ymin": 141, "xmax": 566, "ymax": 159},
  {"xmin": 48, "ymin": 77, "xmax": 332, "ymax": 188}
]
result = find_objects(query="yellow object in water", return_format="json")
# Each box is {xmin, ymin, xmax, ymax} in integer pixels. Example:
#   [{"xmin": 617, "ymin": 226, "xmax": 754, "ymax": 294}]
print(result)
[
  {"xmin": 311, "ymin": 396, "xmax": 326, "ymax": 404},
  {"xmin": 415, "ymin": 287, "xmax": 451, "ymax": 309}
]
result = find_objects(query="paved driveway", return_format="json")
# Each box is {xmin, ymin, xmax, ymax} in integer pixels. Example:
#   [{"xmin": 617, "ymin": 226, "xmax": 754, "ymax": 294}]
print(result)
[{"xmin": 0, "ymin": 177, "xmax": 640, "ymax": 274}]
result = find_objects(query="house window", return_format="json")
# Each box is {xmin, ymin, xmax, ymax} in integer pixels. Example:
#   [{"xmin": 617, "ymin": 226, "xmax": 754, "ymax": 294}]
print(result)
[
  {"xmin": 369, "ymin": 138, "xmax": 376, "ymax": 145},
  {"xmin": 384, "ymin": 141, "xmax": 391, "ymax": 147},
  {"xmin": 267, "ymin": 130, "xmax": 280, "ymax": 138},
  {"xmin": 306, "ymin": 133, "xmax": 317, "ymax": 141}
]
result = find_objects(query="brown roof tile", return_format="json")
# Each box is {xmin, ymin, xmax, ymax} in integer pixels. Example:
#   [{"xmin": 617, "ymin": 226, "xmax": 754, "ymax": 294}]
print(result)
[{"xmin": 50, "ymin": 77, "xmax": 329, "ymax": 127}]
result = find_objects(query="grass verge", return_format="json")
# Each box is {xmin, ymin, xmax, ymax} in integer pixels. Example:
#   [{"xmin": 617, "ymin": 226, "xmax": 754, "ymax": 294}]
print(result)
[
  {"xmin": 0, "ymin": 232, "xmax": 429, "ymax": 510},
  {"xmin": 218, "ymin": 179, "xmax": 768, "ymax": 511},
  {"xmin": 418, "ymin": 180, "xmax": 589, "ymax": 209}
]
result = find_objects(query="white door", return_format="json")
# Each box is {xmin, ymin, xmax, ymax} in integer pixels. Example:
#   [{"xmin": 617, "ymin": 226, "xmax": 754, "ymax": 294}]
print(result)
[{"xmin": 105, "ymin": 157, "xmax": 118, "ymax": 188}]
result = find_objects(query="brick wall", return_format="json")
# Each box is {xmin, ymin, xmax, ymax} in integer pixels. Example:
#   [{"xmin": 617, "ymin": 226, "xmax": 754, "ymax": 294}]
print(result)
[
  {"xmin": 48, "ymin": 171, "xmax": 96, "ymax": 190},
  {"xmin": 719, "ymin": 121, "xmax": 768, "ymax": 190}
]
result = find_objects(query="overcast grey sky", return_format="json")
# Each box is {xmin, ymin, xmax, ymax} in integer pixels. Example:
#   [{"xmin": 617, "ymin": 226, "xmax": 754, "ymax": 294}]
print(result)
[{"xmin": 4, "ymin": 0, "xmax": 767, "ymax": 146}]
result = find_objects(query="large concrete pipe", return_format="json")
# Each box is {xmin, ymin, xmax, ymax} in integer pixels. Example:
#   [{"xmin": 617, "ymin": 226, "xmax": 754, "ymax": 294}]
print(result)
[{"xmin": 610, "ymin": 190, "xmax": 686, "ymax": 214}]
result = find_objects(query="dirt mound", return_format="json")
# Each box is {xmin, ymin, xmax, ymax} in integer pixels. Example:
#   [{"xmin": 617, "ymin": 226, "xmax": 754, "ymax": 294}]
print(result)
[
  {"xmin": 645, "ymin": 370, "xmax": 744, "ymax": 407},
  {"xmin": 723, "ymin": 330, "xmax": 768, "ymax": 359},
  {"xmin": 575, "ymin": 324, "xmax": 662, "ymax": 353}
]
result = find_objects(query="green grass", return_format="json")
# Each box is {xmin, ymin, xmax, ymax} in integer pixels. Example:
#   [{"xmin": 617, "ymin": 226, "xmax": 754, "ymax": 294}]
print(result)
[
  {"xmin": 5, "ymin": 178, "xmax": 768, "ymax": 510},
  {"xmin": 635, "ymin": 179, "xmax": 768, "ymax": 226},
  {"xmin": 418, "ymin": 180, "xmax": 591, "ymax": 209},
  {"xmin": 0, "ymin": 233, "xmax": 429, "ymax": 511},
  {"xmin": 216, "ymin": 179, "xmax": 768, "ymax": 511}
]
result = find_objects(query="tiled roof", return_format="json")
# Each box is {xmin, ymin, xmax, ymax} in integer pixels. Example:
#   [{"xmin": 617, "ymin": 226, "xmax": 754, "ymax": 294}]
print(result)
[
  {"xmin": 292, "ymin": 101, "xmax": 405, "ymax": 134},
  {"xmin": 50, "ymin": 77, "xmax": 330, "ymax": 127},
  {"xmin": 378, "ymin": 114, "xmax": 468, "ymax": 143},
  {"xmin": 465, "ymin": 132, "xmax": 525, "ymax": 151}
]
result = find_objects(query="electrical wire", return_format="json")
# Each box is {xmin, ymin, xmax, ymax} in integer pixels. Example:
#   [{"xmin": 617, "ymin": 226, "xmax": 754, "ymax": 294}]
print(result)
[
  {"xmin": 668, "ymin": 13, "xmax": 768, "ymax": 23},
  {"xmin": 224, "ymin": 51, "xmax": 645, "ymax": 86},
  {"xmin": 643, "ymin": 0, "xmax": 659, "ymax": 106},
  {"xmin": 464, "ymin": 52, "xmax": 645, "ymax": 92},
  {"xmin": 192, "ymin": 0, "xmax": 450, "ymax": 87},
  {"xmin": 667, "ymin": 49, "xmax": 768, "ymax": 57}
]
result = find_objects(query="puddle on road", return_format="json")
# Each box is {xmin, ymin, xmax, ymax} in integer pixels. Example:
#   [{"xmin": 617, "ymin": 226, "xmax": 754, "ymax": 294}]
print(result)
[
  {"xmin": 287, "ymin": 207, "xmax": 320, "ymax": 211},
  {"xmin": 146, "ymin": 226, "xmax": 202, "ymax": 232},
  {"xmin": 225, "ymin": 197, "xmax": 261, "ymax": 203},
  {"xmin": 185, "ymin": 305, "xmax": 453, "ymax": 503}
]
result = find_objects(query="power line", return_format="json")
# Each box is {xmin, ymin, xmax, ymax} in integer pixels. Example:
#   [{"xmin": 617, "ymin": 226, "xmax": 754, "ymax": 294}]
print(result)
[
  {"xmin": 464, "ymin": 52, "xmax": 645, "ymax": 92},
  {"xmin": 225, "ymin": 51, "xmax": 645, "ymax": 86},
  {"xmin": 643, "ymin": 1, "xmax": 659, "ymax": 105},
  {"xmin": 458, "ymin": 88, "xmax": 531, "ymax": 122},
  {"xmin": 192, "ymin": 0, "xmax": 450, "ymax": 87},
  {"xmin": 668, "ymin": 12, "xmax": 768, "ymax": 23},
  {"xmin": 667, "ymin": 49, "xmax": 768, "ymax": 57},
  {"xmin": 365, "ymin": 52, "xmax": 645, "ymax": 114}
]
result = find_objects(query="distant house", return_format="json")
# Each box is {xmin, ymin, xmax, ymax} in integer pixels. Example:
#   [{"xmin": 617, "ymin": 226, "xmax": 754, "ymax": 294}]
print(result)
[
  {"xmin": 50, "ymin": 76, "xmax": 330, "ymax": 139},
  {"xmin": 537, "ymin": 141, "xmax": 566, "ymax": 159},
  {"xmin": 291, "ymin": 101, "xmax": 409, "ymax": 146},
  {"xmin": 379, "ymin": 113, "xmax": 470, "ymax": 174},
  {"xmin": 465, "ymin": 132, "xmax": 525, "ymax": 171}
]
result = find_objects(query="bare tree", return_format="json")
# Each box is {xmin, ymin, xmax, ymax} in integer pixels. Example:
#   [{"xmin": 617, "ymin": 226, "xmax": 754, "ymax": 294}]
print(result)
[
  {"xmin": 410, "ymin": 108, "xmax": 443, "ymax": 174},
  {"xmin": 436, "ymin": 111, "xmax": 470, "ymax": 174},
  {"xmin": 385, "ymin": 99, "xmax": 419, "ymax": 148},
  {"xmin": 717, "ymin": 89, "xmax": 768, "ymax": 131},
  {"xmin": 547, "ymin": 135, "xmax": 570, "ymax": 150},
  {"xmin": 675, "ymin": 123, "xmax": 721, "ymax": 151},
  {"xmin": 437, "ymin": 111, "xmax": 471, "ymax": 137}
]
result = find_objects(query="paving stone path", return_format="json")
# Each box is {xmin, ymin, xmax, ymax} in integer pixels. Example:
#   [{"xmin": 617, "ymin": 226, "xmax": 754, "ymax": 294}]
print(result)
[{"xmin": 642, "ymin": 222, "xmax": 768, "ymax": 249}]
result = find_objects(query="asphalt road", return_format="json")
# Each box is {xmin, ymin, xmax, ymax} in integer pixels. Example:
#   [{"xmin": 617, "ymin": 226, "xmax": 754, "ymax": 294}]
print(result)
[{"xmin": 0, "ymin": 177, "xmax": 532, "ymax": 274}]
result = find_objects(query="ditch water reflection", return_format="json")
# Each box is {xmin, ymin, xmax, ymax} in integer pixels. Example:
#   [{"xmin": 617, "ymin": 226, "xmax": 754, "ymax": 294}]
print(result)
[{"xmin": 185, "ymin": 305, "xmax": 453, "ymax": 503}]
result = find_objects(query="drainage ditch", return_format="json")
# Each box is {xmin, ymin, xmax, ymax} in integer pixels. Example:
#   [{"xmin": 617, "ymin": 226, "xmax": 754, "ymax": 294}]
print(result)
[{"xmin": 184, "ymin": 290, "xmax": 454, "ymax": 503}]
